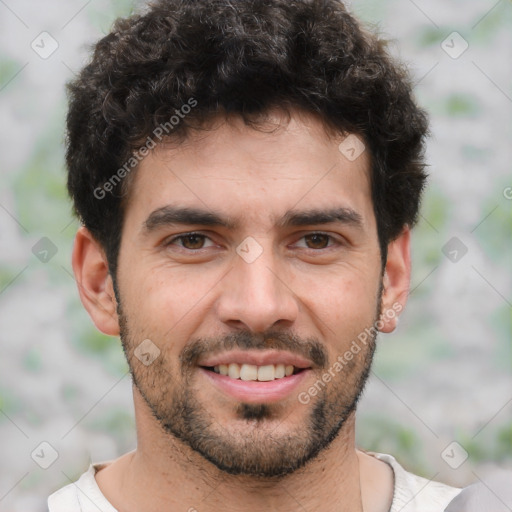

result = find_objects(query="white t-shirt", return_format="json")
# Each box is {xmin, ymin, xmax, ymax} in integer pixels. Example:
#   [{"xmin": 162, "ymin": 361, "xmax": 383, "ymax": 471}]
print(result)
[{"xmin": 47, "ymin": 451, "xmax": 461, "ymax": 512}]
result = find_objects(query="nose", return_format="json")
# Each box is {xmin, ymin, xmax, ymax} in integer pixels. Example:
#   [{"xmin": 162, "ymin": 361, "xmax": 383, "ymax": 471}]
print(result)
[{"xmin": 216, "ymin": 243, "xmax": 299, "ymax": 333}]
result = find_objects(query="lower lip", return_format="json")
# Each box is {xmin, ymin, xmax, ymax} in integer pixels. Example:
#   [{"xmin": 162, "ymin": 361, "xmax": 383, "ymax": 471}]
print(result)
[{"xmin": 199, "ymin": 367, "xmax": 311, "ymax": 403}]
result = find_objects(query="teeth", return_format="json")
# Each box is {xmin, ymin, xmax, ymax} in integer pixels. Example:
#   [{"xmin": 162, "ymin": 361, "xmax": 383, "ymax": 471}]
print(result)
[
  {"xmin": 228, "ymin": 363, "xmax": 240, "ymax": 379},
  {"xmin": 210, "ymin": 363, "xmax": 302, "ymax": 381},
  {"xmin": 240, "ymin": 364, "xmax": 258, "ymax": 381},
  {"xmin": 257, "ymin": 365, "xmax": 275, "ymax": 381},
  {"xmin": 275, "ymin": 364, "xmax": 285, "ymax": 378}
]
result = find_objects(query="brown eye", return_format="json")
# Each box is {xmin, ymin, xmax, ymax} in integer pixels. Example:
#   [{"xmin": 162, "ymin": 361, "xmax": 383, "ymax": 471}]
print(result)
[
  {"xmin": 180, "ymin": 234, "xmax": 206, "ymax": 250},
  {"xmin": 165, "ymin": 232, "xmax": 216, "ymax": 252},
  {"xmin": 304, "ymin": 234, "xmax": 330, "ymax": 249}
]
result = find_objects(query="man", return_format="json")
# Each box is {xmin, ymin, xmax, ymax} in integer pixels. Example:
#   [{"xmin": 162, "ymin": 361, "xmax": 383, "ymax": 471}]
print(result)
[{"xmin": 48, "ymin": 0, "xmax": 463, "ymax": 510}]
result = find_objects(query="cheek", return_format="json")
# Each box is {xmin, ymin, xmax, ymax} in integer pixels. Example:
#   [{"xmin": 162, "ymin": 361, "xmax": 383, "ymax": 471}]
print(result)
[
  {"xmin": 300, "ymin": 270, "xmax": 380, "ymax": 343},
  {"xmin": 123, "ymin": 266, "xmax": 220, "ymax": 340}
]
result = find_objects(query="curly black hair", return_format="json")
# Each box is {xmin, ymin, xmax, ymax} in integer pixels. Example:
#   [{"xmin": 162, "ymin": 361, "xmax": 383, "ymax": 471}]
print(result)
[{"xmin": 66, "ymin": 0, "xmax": 428, "ymax": 279}]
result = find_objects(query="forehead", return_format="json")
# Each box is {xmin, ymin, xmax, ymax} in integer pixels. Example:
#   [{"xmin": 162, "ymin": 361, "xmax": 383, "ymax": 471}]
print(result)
[{"xmin": 123, "ymin": 109, "xmax": 374, "ymax": 232}]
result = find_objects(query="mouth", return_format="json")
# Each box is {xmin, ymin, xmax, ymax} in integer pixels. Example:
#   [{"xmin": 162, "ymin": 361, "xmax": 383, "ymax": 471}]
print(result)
[
  {"xmin": 198, "ymin": 350, "xmax": 313, "ymax": 403},
  {"xmin": 202, "ymin": 363, "xmax": 306, "ymax": 381}
]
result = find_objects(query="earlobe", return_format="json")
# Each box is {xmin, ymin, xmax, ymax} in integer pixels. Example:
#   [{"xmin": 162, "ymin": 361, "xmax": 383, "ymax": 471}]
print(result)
[
  {"xmin": 379, "ymin": 227, "xmax": 411, "ymax": 334},
  {"xmin": 71, "ymin": 226, "xmax": 120, "ymax": 336}
]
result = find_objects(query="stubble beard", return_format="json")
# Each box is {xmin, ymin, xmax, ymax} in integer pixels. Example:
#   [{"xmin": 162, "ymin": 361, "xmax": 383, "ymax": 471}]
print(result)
[{"xmin": 116, "ymin": 288, "xmax": 381, "ymax": 478}]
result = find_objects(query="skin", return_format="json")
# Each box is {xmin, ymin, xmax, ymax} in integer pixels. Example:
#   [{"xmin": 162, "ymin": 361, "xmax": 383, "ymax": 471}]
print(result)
[{"xmin": 72, "ymin": 108, "xmax": 411, "ymax": 512}]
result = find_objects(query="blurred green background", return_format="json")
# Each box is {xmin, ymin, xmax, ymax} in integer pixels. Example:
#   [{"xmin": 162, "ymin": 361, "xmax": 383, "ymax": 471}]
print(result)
[{"xmin": 0, "ymin": 0, "xmax": 511, "ymax": 510}]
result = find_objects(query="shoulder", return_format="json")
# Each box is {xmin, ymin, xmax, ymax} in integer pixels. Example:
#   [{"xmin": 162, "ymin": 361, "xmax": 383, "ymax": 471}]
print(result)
[
  {"xmin": 369, "ymin": 452, "xmax": 462, "ymax": 512},
  {"xmin": 47, "ymin": 463, "xmax": 117, "ymax": 512}
]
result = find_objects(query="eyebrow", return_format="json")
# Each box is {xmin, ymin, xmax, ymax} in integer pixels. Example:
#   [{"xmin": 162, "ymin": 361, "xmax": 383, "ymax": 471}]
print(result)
[{"xmin": 143, "ymin": 205, "xmax": 363, "ymax": 233}]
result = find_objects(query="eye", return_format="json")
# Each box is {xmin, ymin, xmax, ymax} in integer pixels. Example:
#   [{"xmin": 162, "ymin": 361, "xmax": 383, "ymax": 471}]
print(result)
[
  {"xmin": 164, "ymin": 231, "xmax": 340, "ymax": 252},
  {"xmin": 295, "ymin": 233, "xmax": 338, "ymax": 250},
  {"xmin": 166, "ymin": 232, "xmax": 215, "ymax": 250}
]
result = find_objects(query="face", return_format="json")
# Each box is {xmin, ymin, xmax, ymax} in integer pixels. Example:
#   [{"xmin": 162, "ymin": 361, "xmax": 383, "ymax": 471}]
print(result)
[{"xmin": 78, "ymin": 109, "xmax": 408, "ymax": 478}]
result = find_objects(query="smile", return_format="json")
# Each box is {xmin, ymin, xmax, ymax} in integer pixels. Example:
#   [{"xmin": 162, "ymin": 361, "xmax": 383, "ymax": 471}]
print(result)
[
  {"xmin": 204, "ymin": 363, "xmax": 304, "ymax": 381},
  {"xmin": 198, "ymin": 350, "xmax": 313, "ymax": 402}
]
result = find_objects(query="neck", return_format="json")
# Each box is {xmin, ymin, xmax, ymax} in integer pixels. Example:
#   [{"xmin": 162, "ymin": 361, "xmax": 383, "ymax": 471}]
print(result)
[{"xmin": 96, "ymin": 390, "xmax": 384, "ymax": 512}]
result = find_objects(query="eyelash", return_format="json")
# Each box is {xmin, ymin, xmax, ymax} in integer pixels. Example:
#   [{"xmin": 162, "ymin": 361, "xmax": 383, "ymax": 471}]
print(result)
[{"xmin": 164, "ymin": 231, "xmax": 341, "ymax": 251}]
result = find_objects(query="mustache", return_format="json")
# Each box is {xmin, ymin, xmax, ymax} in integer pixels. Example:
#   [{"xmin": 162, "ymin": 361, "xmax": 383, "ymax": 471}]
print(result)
[{"xmin": 180, "ymin": 330, "xmax": 328, "ymax": 369}]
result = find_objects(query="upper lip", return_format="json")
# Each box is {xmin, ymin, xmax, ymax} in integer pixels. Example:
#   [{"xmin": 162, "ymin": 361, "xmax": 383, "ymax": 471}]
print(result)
[{"xmin": 198, "ymin": 350, "xmax": 314, "ymax": 369}]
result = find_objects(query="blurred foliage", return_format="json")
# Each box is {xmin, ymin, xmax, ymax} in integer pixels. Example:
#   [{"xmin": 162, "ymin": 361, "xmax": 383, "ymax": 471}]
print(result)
[
  {"xmin": 409, "ymin": 186, "xmax": 450, "ymax": 300},
  {"xmin": 89, "ymin": 0, "xmax": 138, "ymax": 35},
  {"xmin": 60, "ymin": 382, "xmax": 83, "ymax": 404},
  {"xmin": 0, "ymin": 56, "xmax": 24, "ymax": 89},
  {"xmin": 12, "ymin": 111, "xmax": 69, "ymax": 234},
  {"xmin": 457, "ymin": 420, "xmax": 512, "ymax": 466},
  {"xmin": 22, "ymin": 346, "xmax": 43, "ymax": 373},
  {"xmin": 461, "ymin": 144, "xmax": 494, "ymax": 164},
  {"xmin": 490, "ymin": 305, "xmax": 512, "ymax": 372},
  {"xmin": 0, "ymin": 385, "xmax": 19, "ymax": 416},
  {"xmin": 416, "ymin": 27, "xmax": 442, "ymax": 48},
  {"xmin": 356, "ymin": 414, "xmax": 429, "ymax": 476},
  {"xmin": 358, "ymin": 416, "xmax": 512, "ymax": 478},
  {"xmin": 374, "ymin": 319, "xmax": 453, "ymax": 380},
  {"xmin": 427, "ymin": 93, "xmax": 481, "ymax": 118},
  {"xmin": 474, "ymin": 191, "xmax": 512, "ymax": 268},
  {"xmin": 79, "ymin": 328, "xmax": 114, "ymax": 356},
  {"xmin": 445, "ymin": 94, "xmax": 481, "ymax": 117},
  {"xmin": 471, "ymin": 2, "xmax": 512, "ymax": 44},
  {"xmin": 351, "ymin": 1, "xmax": 388, "ymax": 26},
  {"xmin": 458, "ymin": 432, "xmax": 489, "ymax": 464},
  {"xmin": 414, "ymin": 1, "xmax": 512, "ymax": 49},
  {"xmin": 0, "ymin": 266, "xmax": 22, "ymax": 294},
  {"xmin": 87, "ymin": 408, "xmax": 136, "ymax": 450},
  {"xmin": 495, "ymin": 423, "xmax": 512, "ymax": 462},
  {"xmin": 74, "ymin": 324, "xmax": 129, "ymax": 377}
]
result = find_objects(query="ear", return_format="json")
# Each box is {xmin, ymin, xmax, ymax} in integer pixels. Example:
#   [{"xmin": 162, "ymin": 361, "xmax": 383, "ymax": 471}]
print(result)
[
  {"xmin": 378, "ymin": 226, "xmax": 411, "ymax": 334},
  {"xmin": 71, "ymin": 226, "xmax": 120, "ymax": 336}
]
